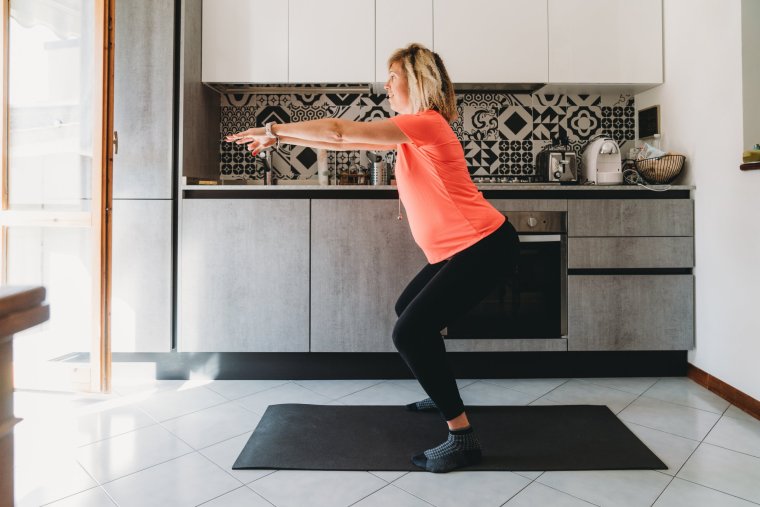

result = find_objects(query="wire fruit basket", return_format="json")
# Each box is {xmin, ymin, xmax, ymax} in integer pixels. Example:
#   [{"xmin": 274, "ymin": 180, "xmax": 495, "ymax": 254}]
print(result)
[{"xmin": 634, "ymin": 154, "xmax": 685, "ymax": 184}]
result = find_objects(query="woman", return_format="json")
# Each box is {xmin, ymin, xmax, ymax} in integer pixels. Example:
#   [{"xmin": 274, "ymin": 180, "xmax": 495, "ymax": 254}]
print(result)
[{"xmin": 225, "ymin": 43, "xmax": 520, "ymax": 473}]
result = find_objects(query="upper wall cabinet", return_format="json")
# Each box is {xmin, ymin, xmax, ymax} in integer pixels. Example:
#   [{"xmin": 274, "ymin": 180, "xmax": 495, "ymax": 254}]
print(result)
[
  {"xmin": 289, "ymin": 0, "xmax": 375, "ymax": 82},
  {"xmin": 202, "ymin": 0, "xmax": 288, "ymax": 83},
  {"xmin": 376, "ymin": 0, "xmax": 433, "ymax": 82},
  {"xmin": 114, "ymin": 0, "xmax": 174, "ymax": 199},
  {"xmin": 433, "ymin": 0, "xmax": 548, "ymax": 83},
  {"xmin": 548, "ymin": 0, "xmax": 662, "ymax": 84}
]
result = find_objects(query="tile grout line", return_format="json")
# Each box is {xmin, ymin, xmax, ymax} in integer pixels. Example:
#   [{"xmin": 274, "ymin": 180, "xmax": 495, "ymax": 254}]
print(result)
[
  {"xmin": 293, "ymin": 378, "xmax": 389, "ymax": 403},
  {"xmin": 666, "ymin": 475, "xmax": 760, "ymax": 506},
  {"xmin": 692, "ymin": 440, "xmax": 760, "ymax": 461},
  {"xmin": 495, "ymin": 477, "xmax": 541, "ymax": 507},
  {"xmin": 75, "ymin": 402, "xmax": 242, "ymax": 492},
  {"xmin": 191, "ymin": 485, "xmax": 251, "ymax": 507},
  {"xmin": 621, "ymin": 419, "xmax": 703, "ymax": 444},
  {"xmin": 36, "ymin": 482, "xmax": 117, "ymax": 507},
  {"xmin": 477, "ymin": 377, "xmax": 573, "ymax": 399},
  {"xmin": 344, "ymin": 481, "xmax": 424, "ymax": 507},
  {"xmin": 572, "ymin": 377, "xmax": 660, "ymax": 396},
  {"xmin": 244, "ymin": 483, "xmax": 282, "ymax": 507},
  {"xmin": 637, "ymin": 377, "xmax": 731, "ymax": 415},
  {"xmin": 136, "ymin": 381, "xmax": 292, "ymax": 424},
  {"xmin": 647, "ymin": 403, "xmax": 734, "ymax": 506},
  {"xmin": 512, "ymin": 479, "xmax": 603, "ymax": 507}
]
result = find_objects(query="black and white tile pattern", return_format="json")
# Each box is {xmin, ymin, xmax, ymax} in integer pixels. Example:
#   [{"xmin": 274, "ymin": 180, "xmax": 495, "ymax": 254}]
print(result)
[{"xmin": 219, "ymin": 91, "xmax": 635, "ymax": 180}]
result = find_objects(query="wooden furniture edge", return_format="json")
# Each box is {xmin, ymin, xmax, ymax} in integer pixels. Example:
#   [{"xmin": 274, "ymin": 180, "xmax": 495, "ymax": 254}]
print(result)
[
  {"xmin": 0, "ymin": 286, "xmax": 45, "ymax": 316},
  {"xmin": 0, "ymin": 304, "xmax": 49, "ymax": 342},
  {"xmin": 687, "ymin": 362, "xmax": 760, "ymax": 420}
]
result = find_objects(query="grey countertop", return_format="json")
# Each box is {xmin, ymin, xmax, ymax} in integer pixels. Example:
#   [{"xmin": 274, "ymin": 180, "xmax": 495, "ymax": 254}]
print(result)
[{"xmin": 182, "ymin": 182, "xmax": 695, "ymax": 191}]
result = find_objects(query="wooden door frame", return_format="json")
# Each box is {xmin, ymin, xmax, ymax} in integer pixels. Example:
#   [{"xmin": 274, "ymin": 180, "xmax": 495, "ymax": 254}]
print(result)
[
  {"xmin": 93, "ymin": 0, "xmax": 115, "ymax": 394},
  {"xmin": 0, "ymin": 0, "xmax": 115, "ymax": 393}
]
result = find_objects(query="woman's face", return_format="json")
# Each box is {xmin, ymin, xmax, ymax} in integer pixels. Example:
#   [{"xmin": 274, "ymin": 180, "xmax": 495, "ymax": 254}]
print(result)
[{"xmin": 385, "ymin": 60, "xmax": 412, "ymax": 114}]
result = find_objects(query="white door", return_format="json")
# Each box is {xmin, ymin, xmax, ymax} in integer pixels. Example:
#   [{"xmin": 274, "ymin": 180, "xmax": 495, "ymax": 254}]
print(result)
[
  {"xmin": 289, "ymin": 0, "xmax": 375, "ymax": 82},
  {"xmin": 202, "ymin": 0, "xmax": 289, "ymax": 83},
  {"xmin": 434, "ymin": 0, "xmax": 548, "ymax": 83},
  {"xmin": 375, "ymin": 0, "xmax": 433, "ymax": 82},
  {"xmin": 548, "ymin": 0, "xmax": 662, "ymax": 83}
]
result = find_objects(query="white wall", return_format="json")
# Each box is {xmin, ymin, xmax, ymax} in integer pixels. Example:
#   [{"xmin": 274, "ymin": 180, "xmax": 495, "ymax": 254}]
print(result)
[
  {"xmin": 636, "ymin": 0, "xmax": 760, "ymax": 400},
  {"xmin": 743, "ymin": 0, "xmax": 760, "ymax": 150}
]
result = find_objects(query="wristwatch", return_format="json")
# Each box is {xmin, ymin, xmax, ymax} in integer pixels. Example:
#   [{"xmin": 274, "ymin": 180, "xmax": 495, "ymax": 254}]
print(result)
[
  {"xmin": 264, "ymin": 121, "xmax": 280, "ymax": 149},
  {"xmin": 265, "ymin": 121, "xmax": 278, "ymax": 139}
]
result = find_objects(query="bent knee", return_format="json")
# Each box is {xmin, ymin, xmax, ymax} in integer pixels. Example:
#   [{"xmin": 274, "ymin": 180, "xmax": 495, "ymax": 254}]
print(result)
[{"xmin": 392, "ymin": 319, "xmax": 413, "ymax": 349}]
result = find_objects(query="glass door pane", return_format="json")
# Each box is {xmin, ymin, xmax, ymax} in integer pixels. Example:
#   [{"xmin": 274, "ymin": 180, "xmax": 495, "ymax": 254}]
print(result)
[
  {"xmin": 6, "ymin": 226, "xmax": 93, "ymax": 389},
  {"xmin": 8, "ymin": 0, "xmax": 93, "ymax": 212},
  {"xmin": 3, "ymin": 0, "xmax": 105, "ymax": 392}
]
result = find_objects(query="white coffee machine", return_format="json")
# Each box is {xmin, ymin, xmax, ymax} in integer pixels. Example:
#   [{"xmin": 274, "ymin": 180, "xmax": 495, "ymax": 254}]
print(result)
[{"xmin": 582, "ymin": 137, "xmax": 623, "ymax": 185}]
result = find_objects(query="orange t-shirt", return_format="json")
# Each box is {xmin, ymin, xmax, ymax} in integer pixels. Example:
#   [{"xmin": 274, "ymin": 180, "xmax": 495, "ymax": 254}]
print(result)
[{"xmin": 389, "ymin": 109, "xmax": 507, "ymax": 264}]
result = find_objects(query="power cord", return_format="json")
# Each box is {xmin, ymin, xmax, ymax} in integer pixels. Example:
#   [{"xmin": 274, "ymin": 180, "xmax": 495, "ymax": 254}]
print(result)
[{"xmin": 622, "ymin": 168, "xmax": 673, "ymax": 192}]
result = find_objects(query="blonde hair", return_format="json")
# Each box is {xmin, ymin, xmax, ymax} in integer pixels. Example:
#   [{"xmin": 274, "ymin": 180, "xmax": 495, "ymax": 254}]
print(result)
[{"xmin": 387, "ymin": 43, "xmax": 457, "ymax": 122}]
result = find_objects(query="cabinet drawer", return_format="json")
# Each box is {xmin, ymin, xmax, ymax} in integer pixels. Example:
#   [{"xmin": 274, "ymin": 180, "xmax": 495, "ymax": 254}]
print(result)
[
  {"xmin": 568, "ymin": 275, "xmax": 694, "ymax": 351},
  {"xmin": 179, "ymin": 199, "xmax": 310, "ymax": 352},
  {"xmin": 568, "ymin": 200, "xmax": 693, "ymax": 237},
  {"xmin": 568, "ymin": 237, "xmax": 694, "ymax": 268}
]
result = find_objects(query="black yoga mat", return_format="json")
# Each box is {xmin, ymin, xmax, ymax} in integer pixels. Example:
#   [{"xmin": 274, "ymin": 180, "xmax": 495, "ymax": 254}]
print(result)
[{"xmin": 233, "ymin": 404, "xmax": 667, "ymax": 471}]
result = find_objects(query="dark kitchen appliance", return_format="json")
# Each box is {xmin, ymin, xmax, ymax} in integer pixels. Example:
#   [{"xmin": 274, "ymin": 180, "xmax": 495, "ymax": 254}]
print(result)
[
  {"xmin": 442, "ymin": 211, "xmax": 567, "ymax": 339},
  {"xmin": 535, "ymin": 138, "xmax": 579, "ymax": 184}
]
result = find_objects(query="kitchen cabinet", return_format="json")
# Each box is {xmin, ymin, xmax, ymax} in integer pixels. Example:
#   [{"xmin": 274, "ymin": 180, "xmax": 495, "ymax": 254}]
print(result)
[
  {"xmin": 568, "ymin": 275, "xmax": 694, "ymax": 350},
  {"xmin": 113, "ymin": 0, "xmax": 174, "ymax": 199},
  {"xmin": 375, "ymin": 0, "xmax": 433, "ymax": 82},
  {"xmin": 567, "ymin": 197, "xmax": 694, "ymax": 350},
  {"xmin": 179, "ymin": 199, "xmax": 310, "ymax": 352},
  {"xmin": 568, "ymin": 237, "xmax": 694, "ymax": 269},
  {"xmin": 568, "ymin": 199, "xmax": 693, "ymax": 237},
  {"xmin": 310, "ymin": 199, "xmax": 427, "ymax": 352},
  {"xmin": 112, "ymin": 0, "xmax": 175, "ymax": 353},
  {"xmin": 548, "ymin": 0, "xmax": 663, "ymax": 84},
  {"xmin": 567, "ymin": 198, "xmax": 694, "ymax": 269},
  {"xmin": 289, "ymin": 0, "xmax": 375, "ymax": 83},
  {"xmin": 112, "ymin": 200, "xmax": 173, "ymax": 352},
  {"xmin": 433, "ymin": 0, "xmax": 548, "ymax": 83},
  {"xmin": 201, "ymin": 0, "xmax": 289, "ymax": 83}
]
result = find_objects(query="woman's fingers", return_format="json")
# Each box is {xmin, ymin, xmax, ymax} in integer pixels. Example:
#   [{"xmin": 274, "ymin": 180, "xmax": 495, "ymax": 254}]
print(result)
[{"xmin": 224, "ymin": 128, "xmax": 255, "ymax": 142}]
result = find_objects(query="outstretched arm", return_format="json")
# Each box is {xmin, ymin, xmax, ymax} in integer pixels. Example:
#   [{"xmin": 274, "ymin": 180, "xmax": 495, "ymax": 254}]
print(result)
[
  {"xmin": 276, "ymin": 136, "xmax": 397, "ymax": 152},
  {"xmin": 225, "ymin": 118, "xmax": 408, "ymax": 155}
]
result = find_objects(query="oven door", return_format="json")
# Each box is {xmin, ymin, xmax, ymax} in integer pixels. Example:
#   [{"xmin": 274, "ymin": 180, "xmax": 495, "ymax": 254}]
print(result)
[{"xmin": 442, "ymin": 233, "xmax": 567, "ymax": 339}]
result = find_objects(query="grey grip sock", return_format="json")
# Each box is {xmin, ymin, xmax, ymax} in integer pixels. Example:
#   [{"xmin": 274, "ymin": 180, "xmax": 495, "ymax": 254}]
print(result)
[
  {"xmin": 405, "ymin": 397, "xmax": 438, "ymax": 411},
  {"xmin": 411, "ymin": 425, "xmax": 482, "ymax": 473}
]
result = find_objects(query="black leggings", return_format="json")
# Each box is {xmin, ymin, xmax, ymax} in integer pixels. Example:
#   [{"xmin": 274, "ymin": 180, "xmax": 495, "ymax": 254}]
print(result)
[{"xmin": 392, "ymin": 218, "xmax": 520, "ymax": 421}]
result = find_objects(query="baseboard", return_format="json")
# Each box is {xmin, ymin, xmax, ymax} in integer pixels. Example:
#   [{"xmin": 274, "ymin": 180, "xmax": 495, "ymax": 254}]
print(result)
[
  {"xmin": 687, "ymin": 362, "xmax": 759, "ymax": 421},
  {"xmin": 59, "ymin": 350, "xmax": 688, "ymax": 380}
]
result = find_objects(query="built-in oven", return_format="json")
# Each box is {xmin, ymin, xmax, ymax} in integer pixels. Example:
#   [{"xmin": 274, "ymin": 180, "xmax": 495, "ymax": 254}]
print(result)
[{"xmin": 442, "ymin": 211, "xmax": 567, "ymax": 339}]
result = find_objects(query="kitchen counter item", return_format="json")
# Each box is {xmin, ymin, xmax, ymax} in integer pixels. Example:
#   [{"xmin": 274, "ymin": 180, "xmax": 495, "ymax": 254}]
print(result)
[
  {"xmin": 635, "ymin": 154, "xmax": 685, "ymax": 184},
  {"xmin": 368, "ymin": 151, "xmax": 387, "ymax": 186},
  {"xmin": 742, "ymin": 149, "xmax": 760, "ymax": 163},
  {"xmin": 582, "ymin": 137, "xmax": 623, "ymax": 185},
  {"xmin": 535, "ymin": 145, "xmax": 579, "ymax": 184}
]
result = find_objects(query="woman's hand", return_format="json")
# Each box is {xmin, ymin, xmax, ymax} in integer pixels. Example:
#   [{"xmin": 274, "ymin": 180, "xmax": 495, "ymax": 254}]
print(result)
[{"xmin": 224, "ymin": 128, "xmax": 275, "ymax": 156}]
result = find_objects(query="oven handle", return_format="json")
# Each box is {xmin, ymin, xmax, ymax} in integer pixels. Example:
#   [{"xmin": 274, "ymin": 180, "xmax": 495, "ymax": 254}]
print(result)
[{"xmin": 518, "ymin": 234, "xmax": 562, "ymax": 242}]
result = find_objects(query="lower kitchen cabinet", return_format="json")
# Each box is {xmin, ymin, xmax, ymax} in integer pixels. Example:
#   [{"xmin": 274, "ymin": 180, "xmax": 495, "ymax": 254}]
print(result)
[
  {"xmin": 567, "ymin": 274, "xmax": 694, "ymax": 351},
  {"xmin": 112, "ymin": 199, "xmax": 173, "ymax": 352},
  {"xmin": 179, "ymin": 199, "xmax": 310, "ymax": 351},
  {"xmin": 311, "ymin": 199, "xmax": 427, "ymax": 352}
]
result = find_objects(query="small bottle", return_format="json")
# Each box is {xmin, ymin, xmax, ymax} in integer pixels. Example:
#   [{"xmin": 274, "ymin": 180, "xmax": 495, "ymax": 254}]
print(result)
[{"xmin": 652, "ymin": 134, "xmax": 661, "ymax": 152}]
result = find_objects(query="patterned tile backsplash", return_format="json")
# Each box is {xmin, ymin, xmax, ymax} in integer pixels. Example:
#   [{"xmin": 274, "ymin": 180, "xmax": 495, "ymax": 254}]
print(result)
[{"xmin": 219, "ymin": 91, "xmax": 635, "ymax": 181}]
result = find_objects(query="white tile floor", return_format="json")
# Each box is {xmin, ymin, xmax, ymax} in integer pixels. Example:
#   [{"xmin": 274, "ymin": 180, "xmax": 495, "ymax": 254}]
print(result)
[{"xmin": 11, "ymin": 376, "xmax": 760, "ymax": 507}]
